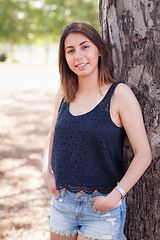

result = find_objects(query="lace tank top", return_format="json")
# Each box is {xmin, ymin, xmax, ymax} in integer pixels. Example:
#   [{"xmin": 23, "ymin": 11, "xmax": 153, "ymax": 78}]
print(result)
[{"xmin": 51, "ymin": 82, "xmax": 126, "ymax": 194}]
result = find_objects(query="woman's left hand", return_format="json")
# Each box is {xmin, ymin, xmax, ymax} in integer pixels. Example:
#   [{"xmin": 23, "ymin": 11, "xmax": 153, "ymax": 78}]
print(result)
[{"xmin": 90, "ymin": 189, "xmax": 122, "ymax": 213}]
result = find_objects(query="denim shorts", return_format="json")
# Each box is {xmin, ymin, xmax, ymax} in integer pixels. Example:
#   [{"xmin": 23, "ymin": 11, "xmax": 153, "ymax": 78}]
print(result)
[{"xmin": 47, "ymin": 189, "xmax": 127, "ymax": 240}]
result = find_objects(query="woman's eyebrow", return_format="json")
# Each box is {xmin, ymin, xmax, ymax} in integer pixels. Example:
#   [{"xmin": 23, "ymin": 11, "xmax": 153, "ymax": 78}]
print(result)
[
  {"xmin": 79, "ymin": 40, "xmax": 90, "ymax": 46},
  {"xmin": 65, "ymin": 40, "xmax": 90, "ymax": 50},
  {"xmin": 65, "ymin": 45, "xmax": 74, "ymax": 50}
]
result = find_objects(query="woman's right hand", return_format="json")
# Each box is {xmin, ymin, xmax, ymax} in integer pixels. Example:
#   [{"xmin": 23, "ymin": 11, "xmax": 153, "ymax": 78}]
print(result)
[{"xmin": 42, "ymin": 170, "xmax": 60, "ymax": 197}]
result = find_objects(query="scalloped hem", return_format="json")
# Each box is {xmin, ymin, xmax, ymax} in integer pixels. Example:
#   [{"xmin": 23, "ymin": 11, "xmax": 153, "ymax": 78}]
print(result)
[{"xmin": 57, "ymin": 185, "xmax": 113, "ymax": 194}]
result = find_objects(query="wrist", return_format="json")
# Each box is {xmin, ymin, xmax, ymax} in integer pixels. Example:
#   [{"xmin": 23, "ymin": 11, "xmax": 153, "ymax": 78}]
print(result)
[
  {"xmin": 115, "ymin": 185, "xmax": 127, "ymax": 199},
  {"xmin": 107, "ymin": 188, "xmax": 122, "ymax": 203},
  {"xmin": 112, "ymin": 188, "xmax": 122, "ymax": 199}
]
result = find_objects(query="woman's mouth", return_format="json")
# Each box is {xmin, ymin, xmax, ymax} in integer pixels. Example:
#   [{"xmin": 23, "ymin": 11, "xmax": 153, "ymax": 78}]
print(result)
[{"xmin": 75, "ymin": 63, "xmax": 88, "ymax": 69}]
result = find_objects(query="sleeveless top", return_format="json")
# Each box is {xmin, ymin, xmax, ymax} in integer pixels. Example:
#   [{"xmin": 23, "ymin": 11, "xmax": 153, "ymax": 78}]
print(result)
[{"xmin": 51, "ymin": 82, "xmax": 126, "ymax": 194}]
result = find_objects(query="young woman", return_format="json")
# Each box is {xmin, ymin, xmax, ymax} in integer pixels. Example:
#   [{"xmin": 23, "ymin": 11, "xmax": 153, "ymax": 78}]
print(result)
[{"xmin": 42, "ymin": 22, "xmax": 152, "ymax": 240}]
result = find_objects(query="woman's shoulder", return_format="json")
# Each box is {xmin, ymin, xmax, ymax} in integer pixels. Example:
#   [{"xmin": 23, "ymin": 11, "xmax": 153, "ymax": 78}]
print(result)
[
  {"xmin": 114, "ymin": 82, "xmax": 135, "ymax": 99},
  {"xmin": 54, "ymin": 87, "xmax": 65, "ymax": 112},
  {"xmin": 50, "ymin": 88, "xmax": 65, "ymax": 131},
  {"xmin": 114, "ymin": 82, "xmax": 139, "ymax": 109},
  {"xmin": 115, "ymin": 82, "xmax": 131, "ymax": 93}
]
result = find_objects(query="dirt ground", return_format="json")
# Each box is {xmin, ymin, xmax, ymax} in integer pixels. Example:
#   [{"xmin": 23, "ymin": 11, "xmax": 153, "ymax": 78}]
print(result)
[{"xmin": 0, "ymin": 64, "xmax": 59, "ymax": 240}]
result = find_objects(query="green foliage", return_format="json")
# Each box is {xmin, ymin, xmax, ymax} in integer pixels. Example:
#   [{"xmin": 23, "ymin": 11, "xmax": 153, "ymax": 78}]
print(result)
[
  {"xmin": 45, "ymin": 0, "xmax": 100, "ymax": 40},
  {"xmin": 0, "ymin": 0, "xmax": 100, "ymax": 44},
  {"xmin": 0, "ymin": 0, "xmax": 45, "ymax": 43}
]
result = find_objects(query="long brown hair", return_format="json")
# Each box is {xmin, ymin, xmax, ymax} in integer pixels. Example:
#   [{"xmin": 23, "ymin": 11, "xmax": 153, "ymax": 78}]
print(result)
[{"xmin": 59, "ymin": 22, "xmax": 114, "ymax": 102}]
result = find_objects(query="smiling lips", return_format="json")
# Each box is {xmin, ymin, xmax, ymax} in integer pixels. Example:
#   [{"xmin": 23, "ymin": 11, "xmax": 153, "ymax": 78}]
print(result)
[{"xmin": 75, "ymin": 63, "xmax": 88, "ymax": 68}]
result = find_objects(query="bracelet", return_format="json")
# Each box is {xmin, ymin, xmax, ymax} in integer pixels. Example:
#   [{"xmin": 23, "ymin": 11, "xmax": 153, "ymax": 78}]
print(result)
[{"xmin": 115, "ymin": 185, "xmax": 126, "ymax": 199}]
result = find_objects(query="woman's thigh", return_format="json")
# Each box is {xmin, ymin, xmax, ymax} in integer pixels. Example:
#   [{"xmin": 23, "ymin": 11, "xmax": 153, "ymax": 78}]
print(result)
[
  {"xmin": 50, "ymin": 232, "xmax": 78, "ymax": 240},
  {"xmin": 77, "ymin": 234, "xmax": 100, "ymax": 240},
  {"xmin": 51, "ymin": 232, "xmax": 112, "ymax": 240}
]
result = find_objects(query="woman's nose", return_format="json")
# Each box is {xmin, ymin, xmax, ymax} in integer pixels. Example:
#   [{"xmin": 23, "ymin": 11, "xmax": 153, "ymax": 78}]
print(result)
[{"xmin": 75, "ymin": 49, "xmax": 83, "ymax": 60}]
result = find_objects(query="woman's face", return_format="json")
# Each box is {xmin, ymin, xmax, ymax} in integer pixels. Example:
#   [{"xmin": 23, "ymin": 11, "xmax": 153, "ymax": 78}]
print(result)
[{"xmin": 64, "ymin": 33, "xmax": 100, "ymax": 79}]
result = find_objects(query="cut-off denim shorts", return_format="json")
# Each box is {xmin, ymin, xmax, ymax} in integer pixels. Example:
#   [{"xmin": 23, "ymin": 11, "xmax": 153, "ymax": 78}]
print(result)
[{"xmin": 47, "ymin": 189, "xmax": 127, "ymax": 240}]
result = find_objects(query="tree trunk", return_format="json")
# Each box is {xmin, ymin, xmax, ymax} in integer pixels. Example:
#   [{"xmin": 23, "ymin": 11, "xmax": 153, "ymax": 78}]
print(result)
[{"xmin": 99, "ymin": 1, "xmax": 160, "ymax": 239}]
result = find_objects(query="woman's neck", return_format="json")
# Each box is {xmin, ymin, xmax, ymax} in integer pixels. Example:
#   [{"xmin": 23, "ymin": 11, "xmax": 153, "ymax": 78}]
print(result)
[{"xmin": 77, "ymin": 73, "xmax": 99, "ymax": 94}]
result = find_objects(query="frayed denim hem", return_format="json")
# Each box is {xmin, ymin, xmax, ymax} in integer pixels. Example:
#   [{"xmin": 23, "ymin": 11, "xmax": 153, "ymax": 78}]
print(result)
[
  {"xmin": 78, "ymin": 231, "xmax": 127, "ymax": 240},
  {"xmin": 47, "ymin": 215, "xmax": 126, "ymax": 239},
  {"xmin": 47, "ymin": 215, "xmax": 77, "ymax": 237},
  {"xmin": 50, "ymin": 228, "xmax": 77, "ymax": 237}
]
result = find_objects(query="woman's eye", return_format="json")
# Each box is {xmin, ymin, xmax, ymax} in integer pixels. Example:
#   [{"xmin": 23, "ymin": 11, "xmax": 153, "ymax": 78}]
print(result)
[
  {"xmin": 67, "ymin": 49, "xmax": 74, "ymax": 54},
  {"xmin": 82, "ymin": 45, "xmax": 89, "ymax": 49}
]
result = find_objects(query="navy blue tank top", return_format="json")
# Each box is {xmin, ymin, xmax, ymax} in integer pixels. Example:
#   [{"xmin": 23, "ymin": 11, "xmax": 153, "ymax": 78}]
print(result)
[{"xmin": 51, "ymin": 82, "xmax": 126, "ymax": 194}]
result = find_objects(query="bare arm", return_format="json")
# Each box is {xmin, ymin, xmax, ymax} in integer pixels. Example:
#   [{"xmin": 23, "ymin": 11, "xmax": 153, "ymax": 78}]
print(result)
[
  {"xmin": 42, "ymin": 88, "xmax": 63, "ymax": 196},
  {"xmin": 116, "ymin": 84, "xmax": 152, "ymax": 193},
  {"xmin": 91, "ymin": 84, "xmax": 152, "ymax": 212}
]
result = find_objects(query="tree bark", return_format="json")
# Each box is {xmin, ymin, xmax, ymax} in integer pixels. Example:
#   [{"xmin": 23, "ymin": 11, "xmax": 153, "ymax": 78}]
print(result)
[{"xmin": 99, "ymin": 1, "xmax": 160, "ymax": 239}]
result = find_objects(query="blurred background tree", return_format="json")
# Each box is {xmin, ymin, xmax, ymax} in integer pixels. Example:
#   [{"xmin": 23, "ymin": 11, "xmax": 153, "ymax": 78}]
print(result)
[
  {"xmin": 0, "ymin": 0, "xmax": 44, "ymax": 44},
  {"xmin": 0, "ymin": 0, "xmax": 100, "ymax": 45},
  {"xmin": 44, "ymin": 0, "xmax": 100, "ymax": 41}
]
